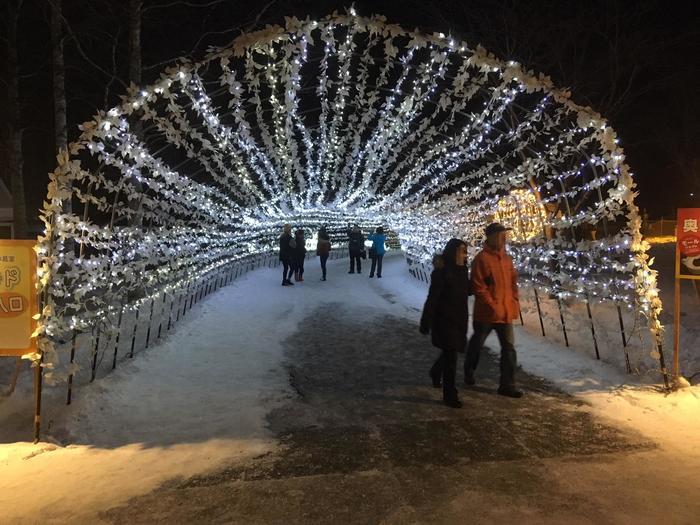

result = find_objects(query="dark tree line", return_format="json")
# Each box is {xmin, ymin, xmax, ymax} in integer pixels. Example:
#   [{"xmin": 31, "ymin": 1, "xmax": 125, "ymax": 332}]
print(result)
[{"xmin": 1, "ymin": 0, "xmax": 698, "ymax": 238}]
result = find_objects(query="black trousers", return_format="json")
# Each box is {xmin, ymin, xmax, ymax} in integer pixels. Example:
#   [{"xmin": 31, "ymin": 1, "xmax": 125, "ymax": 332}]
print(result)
[
  {"xmin": 465, "ymin": 322, "xmax": 517, "ymax": 387},
  {"xmin": 296, "ymin": 256, "xmax": 305, "ymax": 278},
  {"xmin": 370, "ymin": 254, "xmax": 383, "ymax": 277},
  {"xmin": 320, "ymin": 254, "xmax": 329, "ymax": 278},
  {"xmin": 349, "ymin": 251, "xmax": 362, "ymax": 272},
  {"xmin": 281, "ymin": 260, "xmax": 294, "ymax": 282},
  {"xmin": 430, "ymin": 347, "xmax": 458, "ymax": 402}
]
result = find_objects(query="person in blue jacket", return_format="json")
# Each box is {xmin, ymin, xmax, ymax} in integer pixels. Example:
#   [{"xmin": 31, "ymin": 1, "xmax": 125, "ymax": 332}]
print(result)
[{"xmin": 367, "ymin": 227, "xmax": 387, "ymax": 278}]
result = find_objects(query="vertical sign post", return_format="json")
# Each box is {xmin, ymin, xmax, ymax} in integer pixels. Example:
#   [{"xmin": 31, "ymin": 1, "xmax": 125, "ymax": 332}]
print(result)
[{"xmin": 674, "ymin": 208, "xmax": 700, "ymax": 380}]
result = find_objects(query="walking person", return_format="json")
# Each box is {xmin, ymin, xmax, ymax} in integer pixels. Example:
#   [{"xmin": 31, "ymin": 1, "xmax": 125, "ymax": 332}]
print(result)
[
  {"xmin": 419, "ymin": 239, "xmax": 470, "ymax": 408},
  {"xmin": 317, "ymin": 226, "xmax": 331, "ymax": 281},
  {"xmin": 347, "ymin": 225, "xmax": 365, "ymax": 274},
  {"xmin": 279, "ymin": 224, "xmax": 295, "ymax": 286},
  {"xmin": 367, "ymin": 227, "xmax": 387, "ymax": 278},
  {"xmin": 293, "ymin": 229, "xmax": 307, "ymax": 282},
  {"xmin": 464, "ymin": 223, "xmax": 522, "ymax": 398}
]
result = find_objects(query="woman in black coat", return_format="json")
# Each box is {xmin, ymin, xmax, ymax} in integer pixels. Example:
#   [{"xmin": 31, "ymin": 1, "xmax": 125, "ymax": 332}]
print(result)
[
  {"xmin": 419, "ymin": 238, "xmax": 470, "ymax": 408},
  {"xmin": 293, "ymin": 229, "xmax": 307, "ymax": 281}
]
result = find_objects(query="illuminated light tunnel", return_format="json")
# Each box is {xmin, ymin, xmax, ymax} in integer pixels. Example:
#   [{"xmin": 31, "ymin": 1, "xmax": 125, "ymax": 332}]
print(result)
[{"xmin": 35, "ymin": 12, "xmax": 664, "ymax": 384}]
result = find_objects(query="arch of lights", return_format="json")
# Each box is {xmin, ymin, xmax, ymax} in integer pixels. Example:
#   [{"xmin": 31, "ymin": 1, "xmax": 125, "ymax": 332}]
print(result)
[{"xmin": 33, "ymin": 11, "xmax": 663, "ymax": 382}]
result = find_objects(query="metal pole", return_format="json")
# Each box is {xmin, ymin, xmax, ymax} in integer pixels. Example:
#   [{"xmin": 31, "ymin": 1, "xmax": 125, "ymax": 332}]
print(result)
[
  {"xmin": 586, "ymin": 299, "xmax": 601, "ymax": 360},
  {"xmin": 617, "ymin": 304, "xmax": 632, "ymax": 373},
  {"xmin": 673, "ymin": 238, "xmax": 681, "ymax": 380},
  {"xmin": 66, "ymin": 331, "xmax": 77, "ymax": 405},
  {"xmin": 157, "ymin": 292, "xmax": 167, "ymax": 339},
  {"xmin": 658, "ymin": 343, "xmax": 670, "ymax": 389},
  {"xmin": 145, "ymin": 298, "xmax": 156, "ymax": 349},
  {"xmin": 112, "ymin": 306, "xmax": 124, "ymax": 369},
  {"xmin": 533, "ymin": 288, "xmax": 545, "ymax": 337},
  {"xmin": 129, "ymin": 306, "xmax": 140, "ymax": 358},
  {"xmin": 557, "ymin": 298, "xmax": 569, "ymax": 347},
  {"xmin": 33, "ymin": 356, "xmax": 44, "ymax": 443},
  {"xmin": 90, "ymin": 331, "xmax": 101, "ymax": 382},
  {"xmin": 167, "ymin": 293, "xmax": 175, "ymax": 331}
]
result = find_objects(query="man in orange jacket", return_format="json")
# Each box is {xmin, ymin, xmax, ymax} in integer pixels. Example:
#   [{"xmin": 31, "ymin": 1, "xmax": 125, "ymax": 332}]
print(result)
[{"xmin": 465, "ymin": 223, "xmax": 522, "ymax": 398}]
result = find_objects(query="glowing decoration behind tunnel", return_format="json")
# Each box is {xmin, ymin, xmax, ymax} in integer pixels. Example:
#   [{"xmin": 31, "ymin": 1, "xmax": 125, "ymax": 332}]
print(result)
[
  {"xmin": 33, "ymin": 10, "xmax": 664, "ymax": 383},
  {"xmin": 494, "ymin": 189, "xmax": 546, "ymax": 243}
]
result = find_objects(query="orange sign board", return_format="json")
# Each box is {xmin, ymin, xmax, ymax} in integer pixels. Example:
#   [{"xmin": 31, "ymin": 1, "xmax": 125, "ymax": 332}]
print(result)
[
  {"xmin": 676, "ymin": 208, "xmax": 700, "ymax": 280},
  {"xmin": 0, "ymin": 240, "xmax": 38, "ymax": 356}
]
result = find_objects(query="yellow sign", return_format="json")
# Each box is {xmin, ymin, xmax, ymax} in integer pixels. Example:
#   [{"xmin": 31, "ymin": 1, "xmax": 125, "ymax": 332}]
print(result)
[{"xmin": 0, "ymin": 240, "xmax": 38, "ymax": 356}]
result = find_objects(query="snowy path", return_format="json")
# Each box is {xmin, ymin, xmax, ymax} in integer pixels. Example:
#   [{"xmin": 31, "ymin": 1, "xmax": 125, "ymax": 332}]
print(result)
[{"xmin": 1, "ymin": 254, "xmax": 700, "ymax": 524}]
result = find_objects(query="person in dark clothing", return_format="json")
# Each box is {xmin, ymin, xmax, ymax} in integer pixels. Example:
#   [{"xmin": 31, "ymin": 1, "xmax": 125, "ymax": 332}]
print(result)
[
  {"xmin": 367, "ymin": 226, "xmax": 387, "ymax": 278},
  {"xmin": 420, "ymin": 238, "xmax": 470, "ymax": 408},
  {"xmin": 279, "ymin": 224, "xmax": 296, "ymax": 286},
  {"xmin": 347, "ymin": 225, "xmax": 365, "ymax": 274},
  {"xmin": 293, "ymin": 229, "xmax": 307, "ymax": 282},
  {"xmin": 316, "ymin": 226, "xmax": 331, "ymax": 281},
  {"xmin": 465, "ymin": 222, "xmax": 522, "ymax": 398}
]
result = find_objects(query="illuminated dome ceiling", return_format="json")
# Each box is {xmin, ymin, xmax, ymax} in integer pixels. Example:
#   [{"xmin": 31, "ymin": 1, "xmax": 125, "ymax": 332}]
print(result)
[{"xmin": 36, "ymin": 11, "xmax": 663, "ymax": 374}]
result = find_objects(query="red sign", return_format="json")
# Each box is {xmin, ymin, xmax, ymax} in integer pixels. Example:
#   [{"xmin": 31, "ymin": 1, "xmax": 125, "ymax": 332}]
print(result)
[{"xmin": 677, "ymin": 208, "xmax": 700, "ymax": 280}]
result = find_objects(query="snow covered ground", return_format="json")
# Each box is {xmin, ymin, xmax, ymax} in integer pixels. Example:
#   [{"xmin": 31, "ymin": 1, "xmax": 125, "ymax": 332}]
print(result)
[{"xmin": 1, "ymin": 252, "xmax": 699, "ymax": 523}]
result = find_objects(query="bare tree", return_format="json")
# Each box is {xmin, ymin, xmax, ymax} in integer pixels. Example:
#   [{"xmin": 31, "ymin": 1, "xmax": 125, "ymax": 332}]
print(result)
[
  {"xmin": 128, "ymin": 0, "xmax": 143, "ymax": 87},
  {"xmin": 50, "ymin": 0, "xmax": 67, "ymax": 153},
  {"xmin": 4, "ymin": 0, "xmax": 28, "ymax": 238}
]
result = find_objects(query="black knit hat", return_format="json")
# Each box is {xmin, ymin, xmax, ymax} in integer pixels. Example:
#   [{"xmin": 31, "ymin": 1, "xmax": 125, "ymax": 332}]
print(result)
[{"xmin": 484, "ymin": 222, "xmax": 512, "ymax": 236}]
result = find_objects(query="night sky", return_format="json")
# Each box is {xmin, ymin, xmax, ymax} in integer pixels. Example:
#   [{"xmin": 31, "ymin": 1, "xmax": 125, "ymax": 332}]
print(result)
[{"xmin": 2, "ymin": 0, "xmax": 698, "ymax": 225}]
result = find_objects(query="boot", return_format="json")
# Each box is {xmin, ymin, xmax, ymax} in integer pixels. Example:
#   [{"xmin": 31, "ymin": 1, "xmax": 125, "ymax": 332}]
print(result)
[
  {"xmin": 497, "ymin": 385, "xmax": 523, "ymax": 398},
  {"xmin": 464, "ymin": 368, "xmax": 475, "ymax": 386},
  {"xmin": 443, "ymin": 398, "xmax": 463, "ymax": 409}
]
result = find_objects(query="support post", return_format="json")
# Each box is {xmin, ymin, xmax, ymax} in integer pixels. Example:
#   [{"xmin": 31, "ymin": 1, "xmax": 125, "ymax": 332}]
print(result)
[
  {"xmin": 557, "ymin": 298, "xmax": 569, "ymax": 347},
  {"xmin": 586, "ymin": 299, "xmax": 601, "ymax": 360},
  {"xmin": 90, "ymin": 330, "xmax": 101, "ymax": 382},
  {"xmin": 33, "ymin": 357, "xmax": 44, "ymax": 444},
  {"xmin": 66, "ymin": 331, "xmax": 77, "ymax": 405},
  {"xmin": 112, "ymin": 306, "xmax": 124, "ymax": 369},
  {"xmin": 157, "ymin": 292, "xmax": 167, "ymax": 339},
  {"xmin": 673, "ymin": 239, "xmax": 681, "ymax": 379},
  {"xmin": 167, "ymin": 293, "xmax": 175, "ymax": 331},
  {"xmin": 617, "ymin": 304, "xmax": 632, "ymax": 373},
  {"xmin": 129, "ymin": 306, "xmax": 140, "ymax": 358},
  {"xmin": 533, "ymin": 288, "xmax": 545, "ymax": 337},
  {"xmin": 145, "ymin": 297, "xmax": 155, "ymax": 348}
]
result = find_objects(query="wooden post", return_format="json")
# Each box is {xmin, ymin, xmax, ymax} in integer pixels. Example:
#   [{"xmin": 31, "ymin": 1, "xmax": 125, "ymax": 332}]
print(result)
[
  {"xmin": 533, "ymin": 288, "xmax": 545, "ymax": 337},
  {"xmin": 66, "ymin": 331, "xmax": 77, "ymax": 405}
]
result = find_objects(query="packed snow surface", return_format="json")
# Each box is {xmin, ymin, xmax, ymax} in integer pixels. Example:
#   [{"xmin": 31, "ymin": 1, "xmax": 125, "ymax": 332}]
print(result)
[{"xmin": 1, "ymin": 253, "xmax": 698, "ymax": 523}]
